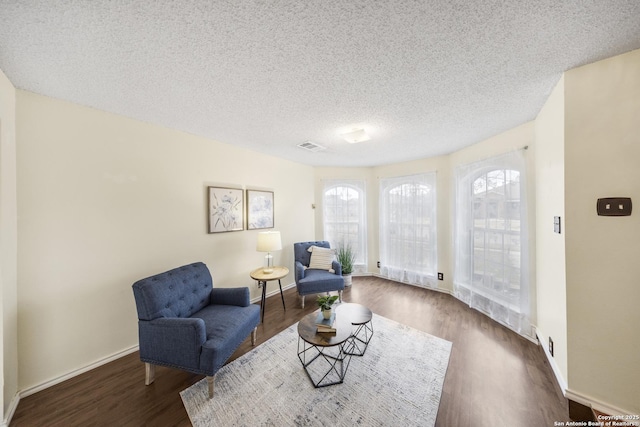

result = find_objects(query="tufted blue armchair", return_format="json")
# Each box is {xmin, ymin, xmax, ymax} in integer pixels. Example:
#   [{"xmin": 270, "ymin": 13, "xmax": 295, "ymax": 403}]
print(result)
[
  {"xmin": 294, "ymin": 241, "xmax": 345, "ymax": 308},
  {"xmin": 132, "ymin": 262, "xmax": 260, "ymax": 399}
]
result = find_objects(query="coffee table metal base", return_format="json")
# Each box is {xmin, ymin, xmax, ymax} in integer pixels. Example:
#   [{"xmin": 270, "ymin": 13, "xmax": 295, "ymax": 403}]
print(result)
[
  {"xmin": 334, "ymin": 303, "xmax": 375, "ymax": 357},
  {"xmin": 297, "ymin": 337, "xmax": 353, "ymax": 388},
  {"xmin": 346, "ymin": 320, "xmax": 374, "ymax": 356}
]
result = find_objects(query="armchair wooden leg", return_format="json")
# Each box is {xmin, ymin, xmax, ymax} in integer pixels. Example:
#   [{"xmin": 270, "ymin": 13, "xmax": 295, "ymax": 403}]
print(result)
[
  {"xmin": 339, "ymin": 290, "xmax": 343, "ymax": 303},
  {"xmin": 145, "ymin": 363, "xmax": 155, "ymax": 386},
  {"xmin": 301, "ymin": 295, "xmax": 305, "ymax": 309},
  {"xmin": 251, "ymin": 327, "xmax": 257, "ymax": 345},
  {"xmin": 207, "ymin": 375, "xmax": 215, "ymax": 399}
]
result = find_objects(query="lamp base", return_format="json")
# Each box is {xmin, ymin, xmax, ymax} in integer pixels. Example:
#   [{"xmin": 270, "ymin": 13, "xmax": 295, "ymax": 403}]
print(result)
[{"xmin": 263, "ymin": 252, "xmax": 274, "ymax": 274}]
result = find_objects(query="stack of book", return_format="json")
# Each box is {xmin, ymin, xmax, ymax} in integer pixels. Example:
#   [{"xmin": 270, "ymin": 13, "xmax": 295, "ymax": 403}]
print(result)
[{"xmin": 316, "ymin": 312, "xmax": 337, "ymax": 333}]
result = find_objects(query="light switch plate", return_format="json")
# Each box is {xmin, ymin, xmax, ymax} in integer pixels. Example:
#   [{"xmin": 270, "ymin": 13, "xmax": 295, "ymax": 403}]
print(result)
[{"xmin": 597, "ymin": 198, "xmax": 632, "ymax": 216}]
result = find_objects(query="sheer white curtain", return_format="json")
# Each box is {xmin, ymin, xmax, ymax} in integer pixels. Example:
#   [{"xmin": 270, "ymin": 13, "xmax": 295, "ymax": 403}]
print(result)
[
  {"xmin": 379, "ymin": 173, "xmax": 437, "ymax": 288},
  {"xmin": 453, "ymin": 149, "xmax": 532, "ymax": 338},
  {"xmin": 322, "ymin": 179, "xmax": 367, "ymax": 271}
]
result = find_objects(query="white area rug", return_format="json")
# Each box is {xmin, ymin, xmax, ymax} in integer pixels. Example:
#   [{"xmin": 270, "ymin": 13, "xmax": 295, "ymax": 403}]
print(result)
[{"xmin": 180, "ymin": 314, "xmax": 452, "ymax": 426}]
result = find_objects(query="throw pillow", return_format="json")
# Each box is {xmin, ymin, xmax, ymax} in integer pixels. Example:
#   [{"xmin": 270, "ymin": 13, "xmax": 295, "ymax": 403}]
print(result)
[{"xmin": 307, "ymin": 246, "xmax": 336, "ymax": 272}]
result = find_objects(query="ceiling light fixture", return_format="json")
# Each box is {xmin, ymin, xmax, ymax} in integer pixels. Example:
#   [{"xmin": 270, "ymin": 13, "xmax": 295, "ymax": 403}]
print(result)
[{"xmin": 340, "ymin": 128, "xmax": 371, "ymax": 144}]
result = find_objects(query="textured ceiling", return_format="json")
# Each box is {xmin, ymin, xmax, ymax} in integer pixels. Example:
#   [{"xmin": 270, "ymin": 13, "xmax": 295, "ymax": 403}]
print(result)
[{"xmin": 1, "ymin": 1, "xmax": 640, "ymax": 167}]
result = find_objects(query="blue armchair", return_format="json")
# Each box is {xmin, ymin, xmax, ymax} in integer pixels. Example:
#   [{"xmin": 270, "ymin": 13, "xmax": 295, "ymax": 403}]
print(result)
[
  {"xmin": 132, "ymin": 262, "xmax": 260, "ymax": 399},
  {"xmin": 294, "ymin": 241, "xmax": 345, "ymax": 308}
]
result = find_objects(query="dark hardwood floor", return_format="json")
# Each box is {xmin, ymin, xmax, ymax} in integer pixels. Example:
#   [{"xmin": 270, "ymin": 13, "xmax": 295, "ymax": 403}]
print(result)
[{"xmin": 10, "ymin": 276, "xmax": 568, "ymax": 426}]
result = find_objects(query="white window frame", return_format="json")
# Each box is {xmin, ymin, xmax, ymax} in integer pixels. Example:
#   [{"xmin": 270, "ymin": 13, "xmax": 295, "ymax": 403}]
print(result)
[
  {"xmin": 453, "ymin": 150, "xmax": 531, "ymax": 338},
  {"xmin": 322, "ymin": 179, "xmax": 367, "ymax": 272}
]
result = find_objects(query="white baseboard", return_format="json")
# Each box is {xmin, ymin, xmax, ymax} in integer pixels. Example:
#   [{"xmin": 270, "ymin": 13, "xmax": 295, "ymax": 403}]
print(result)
[
  {"xmin": 371, "ymin": 273, "xmax": 453, "ymax": 295},
  {"xmin": 19, "ymin": 345, "xmax": 139, "ymax": 399},
  {"xmin": 13, "ymin": 284, "xmax": 284, "ymax": 407},
  {"xmin": 566, "ymin": 388, "xmax": 635, "ymax": 417},
  {"xmin": 252, "ymin": 276, "xmax": 396, "ymax": 305},
  {"xmin": 2, "ymin": 392, "xmax": 20, "ymax": 427},
  {"xmin": 250, "ymin": 281, "xmax": 296, "ymax": 304},
  {"xmin": 5, "ymin": 345, "xmax": 138, "ymax": 426},
  {"xmin": 533, "ymin": 329, "xmax": 634, "ymax": 417},
  {"xmin": 535, "ymin": 327, "xmax": 568, "ymax": 394},
  {"xmin": 16, "ymin": 287, "xmax": 289, "ymax": 403},
  {"xmin": 12, "ymin": 284, "xmax": 290, "ymax": 419},
  {"xmin": 375, "ymin": 274, "xmax": 542, "ymax": 344}
]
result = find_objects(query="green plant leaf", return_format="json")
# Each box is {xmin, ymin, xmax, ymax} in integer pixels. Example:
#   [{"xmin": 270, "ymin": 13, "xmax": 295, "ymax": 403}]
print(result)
[
  {"xmin": 316, "ymin": 294, "xmax": 339, "ymax": 310},
  {"xmin": 337, "ymin": 242, "xmax": 356, "ymax": 275}
]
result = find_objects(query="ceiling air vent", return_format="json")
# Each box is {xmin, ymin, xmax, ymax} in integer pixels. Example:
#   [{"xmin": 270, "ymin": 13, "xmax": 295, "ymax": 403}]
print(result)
[{"xmin": 297, "ymin": 140, "xmax": 325, "ymax": 152}]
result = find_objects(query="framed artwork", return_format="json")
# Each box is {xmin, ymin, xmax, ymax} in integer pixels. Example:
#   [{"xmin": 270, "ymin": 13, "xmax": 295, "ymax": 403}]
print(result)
[
  {"xmin": 208, "ymin": 186, "xmax": 244, "ymax": 233},
  {"xmin": 247, "ymin": 190, "xmax": 274, "ymax": 229}
]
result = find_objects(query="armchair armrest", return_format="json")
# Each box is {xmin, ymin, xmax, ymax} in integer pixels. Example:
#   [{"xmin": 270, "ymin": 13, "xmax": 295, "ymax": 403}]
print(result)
[
  {"xmin": 332, "ymin": 260, "xmax": 343, "ymax": 276},
  {"xmin": 295, "ymin": 261, "xmax": 306, "ymax": 281},
  {"xmin": 138, "ymin": 317, "xmax": 206, "ymax": 370},
  {"xmin": 211, "ymin": 287, "xmax": 250, "ymax": 307}
]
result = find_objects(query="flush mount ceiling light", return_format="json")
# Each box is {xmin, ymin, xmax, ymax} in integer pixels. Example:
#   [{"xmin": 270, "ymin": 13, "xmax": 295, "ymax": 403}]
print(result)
[{"xmin": 340, "ymin": 128, "xmax": 371, "ymax": 144}]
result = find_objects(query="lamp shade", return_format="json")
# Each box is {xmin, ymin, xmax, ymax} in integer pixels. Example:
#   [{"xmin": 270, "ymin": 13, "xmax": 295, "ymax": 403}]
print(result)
[{"xmin": 256, "ymin": 231, "xmax": 282, "ymax": 252}]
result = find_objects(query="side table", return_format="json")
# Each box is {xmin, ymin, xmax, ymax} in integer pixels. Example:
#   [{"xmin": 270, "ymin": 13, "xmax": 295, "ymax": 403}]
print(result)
[
  {"xmin": 335, "ymin": 303, "xmax": 374, "ymax": 356},
  {"xmin": 297, "ymin": 311, "xmax": 353, "ymax": 387},
  {"xmin": 250, "ymin": 266, "xmax": 289, "ymax": 323}
]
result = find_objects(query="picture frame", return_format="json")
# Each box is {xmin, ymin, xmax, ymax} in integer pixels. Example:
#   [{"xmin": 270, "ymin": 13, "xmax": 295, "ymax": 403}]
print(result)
[
  {"xmin": 246, "ymin": 189, "xmax": 274, "ymax": 230},
  {"xmin": 208, "ymin": 186, "xmax": 244, "ymax": 233}
]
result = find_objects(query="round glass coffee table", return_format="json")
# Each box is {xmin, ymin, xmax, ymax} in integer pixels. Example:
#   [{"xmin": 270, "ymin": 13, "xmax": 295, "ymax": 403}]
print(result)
[
  {"xmin": 334, "ymin": 303, "xmax": 374, "ymax": 356},
  {"xmin": 297, "ymin": 311, "xmax": 353, "ymax": 388}
]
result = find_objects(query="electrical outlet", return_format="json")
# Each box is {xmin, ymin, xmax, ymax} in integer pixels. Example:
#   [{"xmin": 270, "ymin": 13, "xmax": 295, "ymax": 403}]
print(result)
[
  {"xmin": 549, "ymin": 337, "xmax": 554, "ymax": 357},
  {"xmin": 377, "ymin": 261, "xmax": 380, "ymax": 268},
  {"xmin": 437, "ymin": 272, "xmax": 444, "ymax": 280}
]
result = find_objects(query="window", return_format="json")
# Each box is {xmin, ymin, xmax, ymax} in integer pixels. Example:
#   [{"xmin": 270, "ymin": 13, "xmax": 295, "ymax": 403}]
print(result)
[
  {"xmin": 379, "ymin": 173, "xmax": 437, "ymax": 287},
  {"xmin": 454, "ymin": 150, "xmax": 531, "ymax": 338},
  {"xmin": 322, "ymin": 180, "xmax": 367, "ymax": 270}
]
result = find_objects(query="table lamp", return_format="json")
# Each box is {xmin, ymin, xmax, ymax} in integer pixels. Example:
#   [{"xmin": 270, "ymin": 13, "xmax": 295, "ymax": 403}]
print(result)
[{"xmin": 256, "ymin": 231, "xmax": 282, "ymax": 273}]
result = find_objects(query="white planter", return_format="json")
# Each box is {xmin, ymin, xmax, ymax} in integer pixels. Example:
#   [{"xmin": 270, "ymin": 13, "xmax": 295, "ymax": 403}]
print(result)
[
  {"xmin": 322, "ymin": 308, "xmax": 333, "ymax": 319},
  {"xmin": 343, "ymin": 274, "xmax": 352, "ymax": 287}
]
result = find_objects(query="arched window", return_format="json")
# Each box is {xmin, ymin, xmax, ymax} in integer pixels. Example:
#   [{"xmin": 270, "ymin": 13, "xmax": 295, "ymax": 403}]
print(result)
[
  {"xmin": 322, "ymin": 180, "xmax": 367, "ymax": 269},
  {"xmin": 454, "ymin": 150, "xmax": 531, "ymax": 338},
  {"xmin": 379, "ymin": 173, "xmax": 437, "ymax": 287}
]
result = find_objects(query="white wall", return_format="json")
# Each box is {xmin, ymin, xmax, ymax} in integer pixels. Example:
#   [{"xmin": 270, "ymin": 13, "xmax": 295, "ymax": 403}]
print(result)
[
  {"xmin": 564, "ymin": 49, "xmax": 640, "ymax": 414},
  {"xmin": 534, "ymin": 75, "xmax": 568, "ymax": 388},
  {"xmin": 0, "ymin": 67, "xmax": 18, "ymax": 423},
  {"xmin": 16, "ymin": 91, "xmax": 315, "ymax": 392}
]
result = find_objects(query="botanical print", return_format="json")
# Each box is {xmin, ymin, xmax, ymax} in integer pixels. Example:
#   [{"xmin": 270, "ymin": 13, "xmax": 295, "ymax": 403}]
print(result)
[
  {"xmin": 247, "ymin": 190, "xmax": 274, "ymax": 229},
  {"xmin": 208, "ymin": 187, "xmax": 243, "ymax": 233}
]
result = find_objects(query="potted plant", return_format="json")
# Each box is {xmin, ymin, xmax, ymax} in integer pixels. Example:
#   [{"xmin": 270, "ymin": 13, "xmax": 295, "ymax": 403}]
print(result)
[
  {"xmin": 337, "ymin": 243, "xmax": 356, "ymax": 287},
  {"xmin": 316, "ymin": 294, "xmax": 339, "ymax": 319}
]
